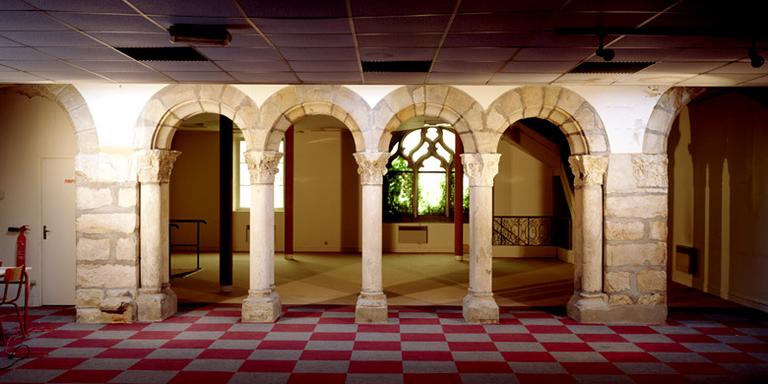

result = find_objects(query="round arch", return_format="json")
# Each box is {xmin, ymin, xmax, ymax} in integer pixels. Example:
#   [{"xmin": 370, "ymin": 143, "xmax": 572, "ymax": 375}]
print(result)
[
  {"xmin": 642, "ymin": 87, "xmax": 706, "ymax": 154},
  {"xmin": 258, "ymin": 85, "xmax": 369, "ymax": 152},
  {"xmin": 372, "ymin": 85, "xmax": 481, "ymax": 153},
  {"xmin": 135, "ymin": 84, "xmax": 259, "ymax": 150},
  {"xmin": 486, "ymin": 85, "xmax": 609, "ymax": 155}
]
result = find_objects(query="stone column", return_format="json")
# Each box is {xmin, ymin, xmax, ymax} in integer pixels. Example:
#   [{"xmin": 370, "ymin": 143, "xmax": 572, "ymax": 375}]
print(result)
[
  {"xmin": 461, "ymin": 153, "xmax": 501, "ymax": 324},
  {"xmin": 137, "ymin": 149, "xmax": 181, "ymax": 321},
  {"xmin": 242, "ymin": 150, "xmax": 283, "ymax": 322},
  {"xmin": 353, "ymin": 152, "xmax": 389, "ymax": 323},
  {"xmin": 567, "ymin": 155, "xmax": 609, "ymax": 321}
]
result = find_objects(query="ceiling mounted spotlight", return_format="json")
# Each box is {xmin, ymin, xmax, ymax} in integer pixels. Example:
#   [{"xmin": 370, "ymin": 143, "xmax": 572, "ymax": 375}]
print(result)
[
  {"xmin": 595, "ymin": 33, "xmax": 615, "ymax": 62},
  {"xmin": 748, "ymin": 40, "xmax": 764, "ymax": 68}
]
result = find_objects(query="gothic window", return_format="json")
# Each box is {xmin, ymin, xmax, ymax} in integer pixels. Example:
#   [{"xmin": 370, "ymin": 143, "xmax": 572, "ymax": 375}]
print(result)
[{"xmin": 384, "ymin": 126, "xmax": 469, "ymax": 222}]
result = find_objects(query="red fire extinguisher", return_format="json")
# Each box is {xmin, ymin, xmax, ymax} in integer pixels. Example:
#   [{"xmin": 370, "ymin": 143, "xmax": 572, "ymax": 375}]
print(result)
[{"xmin": 16, "ymin": 225, "xmax": 28, "ymax": 266}]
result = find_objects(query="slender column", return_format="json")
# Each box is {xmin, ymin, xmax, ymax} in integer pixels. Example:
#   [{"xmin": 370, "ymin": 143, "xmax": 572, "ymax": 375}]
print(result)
[
  {"xmin": 567, "ymin": 155, "xmax": 609, "ymax": 320},
  {"xmin": 137, "ymin": 149, "xmax": 181, "ymax": 321},
  {"xmin": 454, "ymin": 136, "xmax": 464, "ymax": 260},
  {"xmin": 461, "ymin": 153, "xmax": 501, "ymax": 324},
  {"xmin": 242, "ymin": 150, "xmax": 283, "ymax": 322},
  {"xmin": 353, "ymin": 152, "xmax": 389, "ymax": 323}
]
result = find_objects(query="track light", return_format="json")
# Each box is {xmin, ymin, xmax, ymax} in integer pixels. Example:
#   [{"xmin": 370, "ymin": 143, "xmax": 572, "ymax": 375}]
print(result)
[
  {"xmin": 595, "ymin": 33, "xmax": 615, "ymax": 62},
  {"xmin": 748, "ymin": 41, "xmax": 764, "ymax": 68}
]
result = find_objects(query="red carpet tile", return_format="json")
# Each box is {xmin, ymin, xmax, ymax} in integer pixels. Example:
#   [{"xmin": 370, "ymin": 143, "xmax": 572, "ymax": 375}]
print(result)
[{"xmin": 0, "ymin": 305, "xmax": 766, "ymax": 383}]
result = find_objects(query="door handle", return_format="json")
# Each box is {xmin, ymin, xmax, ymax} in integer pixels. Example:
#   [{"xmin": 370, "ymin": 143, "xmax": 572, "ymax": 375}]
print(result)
[{"xmin": 43, "ymin": 225, "xmax": 50, "ymax": 240}]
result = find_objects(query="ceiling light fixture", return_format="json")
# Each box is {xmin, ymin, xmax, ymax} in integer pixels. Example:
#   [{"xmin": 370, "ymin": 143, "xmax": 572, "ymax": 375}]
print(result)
[
  {"xmin": 595, "ymin": 33, "xmax": 615, "ymax": 62},
  {"xmin": 168, "ymin": 24, "xmax": 231, "ymax": 46},
  {"xmin": 748, "ymin": 39, "xmax": 764, "ymax": 68}
]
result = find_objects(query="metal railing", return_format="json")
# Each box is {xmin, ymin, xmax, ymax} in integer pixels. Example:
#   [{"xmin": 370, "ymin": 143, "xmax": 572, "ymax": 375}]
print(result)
[
  {"xmin": 169, "ymin": 219, "xmax": 207, "ymax": 278},
  {"xmin": 492, "ymin": 216, "xmax": 571, "ymax": 248}
]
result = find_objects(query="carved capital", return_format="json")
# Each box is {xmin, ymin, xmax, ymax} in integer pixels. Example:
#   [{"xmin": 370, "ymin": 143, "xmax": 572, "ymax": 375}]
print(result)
[
  {"xmin": 353, "ymin": 152, "xmax": 389, "ymax": 185},
  {"xmin": 461, "ymin": 153, "xmax": 500, "ymax": 187},
  {"xmin": 137, "ymin": 149, "xmax": 181, "ymax": 184},
  {"xmin": 569, "ymin": 155, "xmax": 608, "ymax": 187},
  {"xmin": 245, "ymin": 150, "xmax": 282, "ymax": 185}
]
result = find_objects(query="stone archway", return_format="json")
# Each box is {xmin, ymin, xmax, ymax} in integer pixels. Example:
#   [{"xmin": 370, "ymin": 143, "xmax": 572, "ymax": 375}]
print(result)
[
  {"xmin": 643, "ymin": 87, "xmax": 706, "ymax": 155},
  {"xmin": 134, "ymin": 84, "xmax": 259, "ymax": 321},
  {"xmin": 486, "ymin": 86, "xmax": 611, "ymax": 323}
]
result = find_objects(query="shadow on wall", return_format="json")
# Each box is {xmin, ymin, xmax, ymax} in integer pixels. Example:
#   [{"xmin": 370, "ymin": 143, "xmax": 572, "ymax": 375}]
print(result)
[{"xmin": 669, "ymin": 89, "xmax": 768, "ymax": 312}]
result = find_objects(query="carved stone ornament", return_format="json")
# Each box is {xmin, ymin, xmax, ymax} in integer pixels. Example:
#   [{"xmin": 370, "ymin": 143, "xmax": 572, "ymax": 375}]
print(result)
[
  {"xmin": 137, "ymin": 149, "xmax": 181, "ymax": 184},
  {"xmin": 569, "ymin": 155, "xmax": 608, "ymax": 186},
  {"xmin": 461, "ymin": 153, "xmax": 500, "ymax": 187},
  {"xmin": 244, "ymin": 150, "xmax": 282, "ymax": 184},
  {"xmin": 353, "ymin": 152, "xmax": 389, "ymax": 185}
]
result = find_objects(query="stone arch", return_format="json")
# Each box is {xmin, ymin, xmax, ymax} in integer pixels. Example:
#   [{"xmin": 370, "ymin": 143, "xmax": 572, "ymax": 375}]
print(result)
[
  {"xmin": 642, "ymin": 87, "xmax": 706, "ymax": 154},
  {"xmin": 258, "ymin": 85, "xmax": 368, "ymax": 151},
  {"xmin": 372, "ymin": 85, "xmax": 482, "ymax": 153},
  {"xmin": 135, "ymin": 84, "xmax": 259, "ymax": 150},
  {"xmin": 486, "ymin": 85, "xmax": 609, "ymax": 155}
]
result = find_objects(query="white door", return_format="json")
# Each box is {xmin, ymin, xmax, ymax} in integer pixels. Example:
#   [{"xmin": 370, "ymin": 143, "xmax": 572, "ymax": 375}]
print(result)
[{"xmin": 41, "ymin": 158, "xmax": 76, "ymax": 305}]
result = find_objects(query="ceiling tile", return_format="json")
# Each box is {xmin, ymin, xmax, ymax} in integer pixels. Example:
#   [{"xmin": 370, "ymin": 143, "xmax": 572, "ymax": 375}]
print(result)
[
  {"xmin": 215, "ymin": 60, "xmax": 291, "ymax": 72},
  {"xmin": 241, "ymin": 0, "xmax": 347, "ymax": 18},
  {"xmin": 666, "ymin": 48, "xmax": 747, "ymax": 61},
  {"xmin": 229, "ymin": 34, "xmax": 269, "ymax": 48},
  {"xmin": 297, "ymin": 72, "xmax": 362, "ymax": 83},
  {"xmin": 489, "ymin": 73, "xmax": 559, "ymax": 84},
  {"xmin": 350, "ymin": 0, "xmax": 455, "ymax": 17},
  {"xmin": 29, "ymin": 70, "xmax": 106, "ymax": 81},
  {"xmin": 229, "ymin": 72, "xmax": 299, "ymax": 83},
  {"xmin": 149, "ymin": 16, "xmax": 249, "ymax": 30},
  {"xmin": 0, "ymin": 59, "xmax": 74, "ymax": 71},
  {"xmin": 639, "ymin": 62, "xmax": 724, "ymax": 74},
  {"xmin": 196, "ymin": 47, "xmax": 281, "ymax": 61},
  {"xmin": 564, "ymin": 0, "xmax": 677, "ymax": 12},
  {"xmin": 254, "ymin": 18, "xmax": 350, "ymax": 34},
  {"xmin": 0, "ymin": 36, "xmax": 22, "ymax": 47},
  {"xmin": 282, "ymin": 47, "xmax": 357, "ymax": 61},
  {"xmin": 0, "ymin": 11, "xmax": 69, "ymax": 31},
  {"xmin": 270, "ymin": 34, "xmax": 354, "ymax": 48},
  {"xmin": 514, "ymin": 47, "xmax": 593, "ymax": 61},
  {"xmin": 0, "ymin": 31, "xmax": 101, "ymax": 47},
  {"xmin": 360, "ymin": 47, "xmax": 435, "ymax": 61},
  {"xmin": 460, "ymin": 0, "xmax": 567, "ymax": 12},
  {"xmin": 98, "ymin": 71, "xmax": 172, "ymax": 83},
  {"xmin": 427, "ymin": 72, "xmax": 494, "ymax": 84},
  {"xmin": 552, "ymin": 11, "xmax": 655, "ymax": 29},
  {"xmin": 0, "ymin": 47, "xmax": 55, "ymax": 60},
  {"xmin": 290, "ymin": 61, "xmax": 359, "ymax": 72},
  {"xmin": 364, "ymin": 72, "xmax": 426, "ymax": 84},
  {"xmin": 130, "ymin": 0, "xmax": 243, "ymax": 17},
  {"xmin": 612, "ymin": 73, "xmax": 696, "ymax": 85},
  {"xmin": 605, "ymin": 49, "xmax": 674, "ymax": 62},
  {"xmin": 554, "ymin": 73, "xmax": 620, "ymax": 85},
  {"xmin": 38, "ymin": 46, "xmax": 126, "ymax": 60},
  {"xmin": 432, "ymin": 61, "xmax": 504, "ymax": 72},
  {"xmin": 502, "ymin": 61, "xmax": 578, "ymax": 73},
  {"xmin": 527, "ymin": 33, "xmax": 600, "ymax": 48},
  {"xmin": 91, "ymin": 32, "xmax": 176, "ymax": 47},
  {"xmin": 436, "ymin": 47, "xmax": 518, "ymax": 62},
  {"xmin": 354, "ymin": 16, "xmax": 450, "ymax": 34},
  {"xmin": 709, "ymin": 62, "xmax": 768, "ymax": 75},
  {"xmin": 164, "ymin": 71, "xmax": 234, "ymax": 82},
  {"xmin": 677, "ymin": 74, "xmax": 763, "ymax": 86},
  {"xmin": 52, "ymin": 13, "xmax": 160, "ymax": 32},
  {"xmin": 70, "ymin": 60, "xmax": 149, "ymax": 72},
  {"xmin": 147, "ymin": 61, "xmax": 220, "ymax": 71},
  {"xmin": 25, "ymin": 0, "xmax": 135, "ymax": 13},
  {"xmin": 443, "ymin": 33, "xmax": 532, "ymax": 47},
  {"xmin": 0, "ymin": 1, "xmax": 34, "ymax": 11},
  {"xmin": 357, "ymin": 34, "xmax": 442, "ymax": 48},
  {"xmin": 451, "ymin": 13, "xmax": 550, "ymax": 33},
  {"xmin": 0, "ymin": 71, "xmax": 48, "ymax": 82},
  {"xmin": 610, "ymin": 36, "xmax": 704, "ymax": 49},
  {"xmin": 743, "ymin": 75, "xmax": 768, "ymax": 85}
]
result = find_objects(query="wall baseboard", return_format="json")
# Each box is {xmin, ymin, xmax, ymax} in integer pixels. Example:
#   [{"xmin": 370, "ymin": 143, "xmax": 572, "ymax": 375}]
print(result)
[{"xmin": 727, "ymin": 291, "xmax": 768, "ymax": 313}]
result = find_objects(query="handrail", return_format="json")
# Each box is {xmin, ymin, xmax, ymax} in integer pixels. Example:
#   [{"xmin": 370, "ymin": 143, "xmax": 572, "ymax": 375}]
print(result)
[
  {"xmin": 492, "ymin": 215, "xmax": 571, "ymax": 248},
  {"xmin": 169, "ymin": 219, "xmax": 207, "ymax": 278}
]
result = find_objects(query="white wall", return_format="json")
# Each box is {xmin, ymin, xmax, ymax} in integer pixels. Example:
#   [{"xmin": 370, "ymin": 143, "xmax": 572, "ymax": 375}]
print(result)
[{"xmin": 0, "ymin": 88, "xmax": 77, "ymax": 306}]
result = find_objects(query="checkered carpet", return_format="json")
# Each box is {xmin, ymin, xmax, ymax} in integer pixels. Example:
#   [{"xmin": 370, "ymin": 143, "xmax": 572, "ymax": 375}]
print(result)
[{"xmin": 1, "ymin": 304, "xmax": 767, "ymax": 383}]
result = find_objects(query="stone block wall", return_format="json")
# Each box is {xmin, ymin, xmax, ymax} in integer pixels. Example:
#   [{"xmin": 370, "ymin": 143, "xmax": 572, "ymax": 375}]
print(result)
[
  {"xmin": 75, "ymin": 155, "xmax": 139, "ymax": 323},
  {"xmin": 603, "ymin": 153, "xmax": 668, "ymax": 322}
]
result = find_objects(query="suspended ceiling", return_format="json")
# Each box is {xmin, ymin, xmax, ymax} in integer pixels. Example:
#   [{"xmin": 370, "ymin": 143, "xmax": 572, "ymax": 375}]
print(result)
[{"xmin": 0, "ymin": 0, "xmax": 767, "ymax": 86}]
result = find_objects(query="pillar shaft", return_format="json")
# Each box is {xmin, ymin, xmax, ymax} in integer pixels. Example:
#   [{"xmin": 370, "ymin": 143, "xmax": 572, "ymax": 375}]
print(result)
[
  {"xmin": 242, "ymin": 150, "xmax": 282, "ymax": 322},
  {"xmin": 137, "ymin": 149, "xmax": 180, "ymax": 321},
  {"xmin": 353, "ymin": 152, "xmax": 389, "ymax": 323},
  {"xmin": 460, "ymin": 153, "xmax": 500, "ymax": 324}
]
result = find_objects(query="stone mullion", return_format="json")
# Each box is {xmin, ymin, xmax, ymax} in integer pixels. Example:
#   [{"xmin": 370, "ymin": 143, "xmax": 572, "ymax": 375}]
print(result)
[{"xmin": 353, "ymin": 152, "xmax": 389, "ymax": 323}]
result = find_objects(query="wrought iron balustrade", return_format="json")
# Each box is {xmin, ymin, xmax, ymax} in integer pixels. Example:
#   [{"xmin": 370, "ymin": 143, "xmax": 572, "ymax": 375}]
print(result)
[{"xmin": 492, "ymin": 216, "xmax": 571, "ymax": 248}]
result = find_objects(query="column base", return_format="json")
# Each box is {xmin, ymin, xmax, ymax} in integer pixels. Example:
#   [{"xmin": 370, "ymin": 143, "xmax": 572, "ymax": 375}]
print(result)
[
  {"xmin": 137, "ymin": 288, "xmax": 177, "ymax": 322},
  {"xmin": 462, "ymin": 292, "xmax": 499, "ymax": 324},
  {"xmin": 567, "ymin": 292, "xmax": 667, "ymax": 324},
  {"xmin": 242, "ymin": 290, "xmax": 282, "ymax": 322},
  {"xmin": 355, "ymin": 292, "xmax": 388, "ymax": 323}
]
